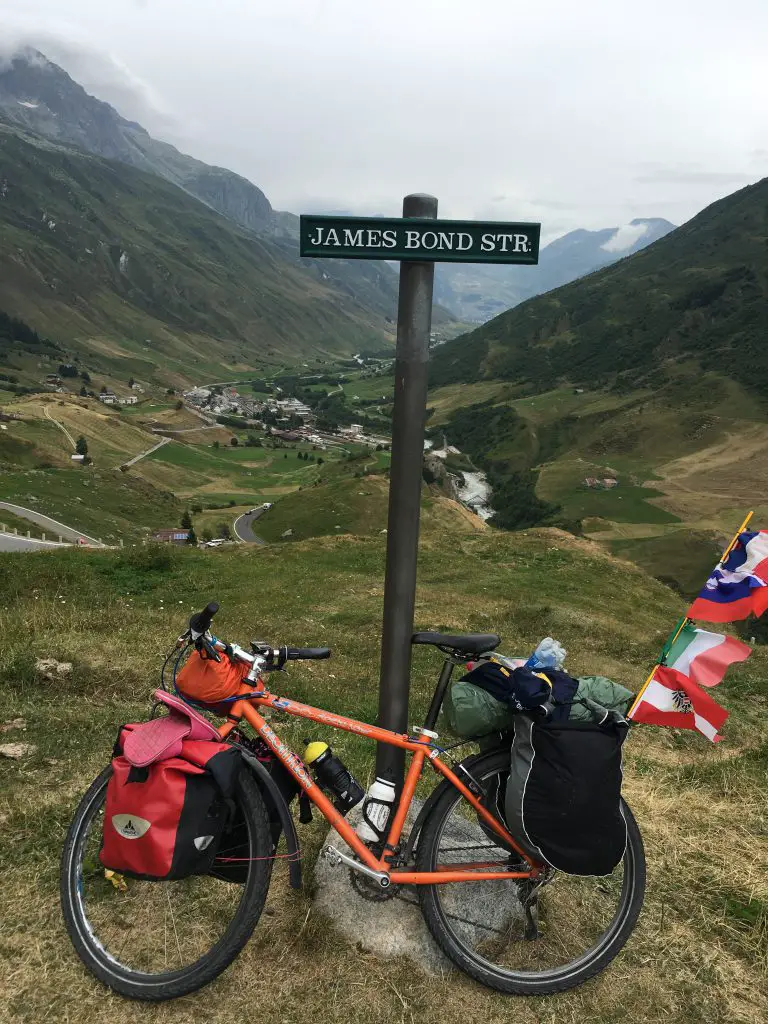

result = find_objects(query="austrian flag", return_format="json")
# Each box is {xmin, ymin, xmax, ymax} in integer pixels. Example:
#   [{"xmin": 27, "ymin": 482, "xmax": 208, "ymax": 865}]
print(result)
[
  {"xmin": 629, "ymin": 666, "xmax": 729, "ymax": 742},
  {"xmin": 689, "ymin": 531, "xmax": 768, "ymax": 623}
]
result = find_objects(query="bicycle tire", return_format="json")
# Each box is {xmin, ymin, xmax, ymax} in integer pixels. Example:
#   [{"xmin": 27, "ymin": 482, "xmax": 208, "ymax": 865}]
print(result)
[
  {"xmin": 60, "ymin": 764, "xmax": 273, "ymax": 1000},
  {"xmin": 417, "ymin": 748, "xmax": 646, "ymax": 995}
]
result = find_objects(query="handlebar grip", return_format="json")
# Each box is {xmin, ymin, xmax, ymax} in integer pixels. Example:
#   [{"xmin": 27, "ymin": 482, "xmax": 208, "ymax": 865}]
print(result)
[
  {"xmin": 285, "ymin": 647, "xmax": 331, "ymax": 661},
  {"xmin": 189, "ymin": 601, "xmax": 219, "ymax": 635}
]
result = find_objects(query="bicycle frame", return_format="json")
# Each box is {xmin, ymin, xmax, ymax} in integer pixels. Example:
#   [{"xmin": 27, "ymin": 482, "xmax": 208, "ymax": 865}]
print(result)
[{"xmin": 216, "ymin": 685, "xmax": 541, "ymax": 885}]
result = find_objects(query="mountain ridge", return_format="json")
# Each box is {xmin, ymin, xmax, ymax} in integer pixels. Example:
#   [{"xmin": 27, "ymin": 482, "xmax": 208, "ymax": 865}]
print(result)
[
  {"xmin": 431, "ymin": 176, "xmax": 768, "ymax": 394},
  {"xmin": 0, "ymin": 116, "xmax": 395, "ymax": 381},
  {"xmin": 433, "ymin": 217, "xmax": 675, "ymax": 322},
  {"xmin": 0, "ymin": 49, "xmax": 413, "ymax": 324}
]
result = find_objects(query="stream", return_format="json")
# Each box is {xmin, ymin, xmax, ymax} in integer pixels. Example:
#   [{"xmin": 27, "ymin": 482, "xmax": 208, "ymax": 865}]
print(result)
[{"xmin": 427, "ymin": 443, "xmax": 495, "ymax": 520}]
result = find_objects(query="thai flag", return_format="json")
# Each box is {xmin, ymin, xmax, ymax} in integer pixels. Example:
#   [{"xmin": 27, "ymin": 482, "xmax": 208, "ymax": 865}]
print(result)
[{"xmin": 689, "ymin": 531, "xmax": 768, "ymax": 623}]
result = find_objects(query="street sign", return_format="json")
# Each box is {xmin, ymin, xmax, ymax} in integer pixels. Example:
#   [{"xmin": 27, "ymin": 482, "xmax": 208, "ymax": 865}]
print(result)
[
  {"xmin": 300, "ymin": 215, "xmax": 540, "ymax": 265},
  {"xmin": 300, "ymin": 194, "xmax": 540, "ymax": 792}
]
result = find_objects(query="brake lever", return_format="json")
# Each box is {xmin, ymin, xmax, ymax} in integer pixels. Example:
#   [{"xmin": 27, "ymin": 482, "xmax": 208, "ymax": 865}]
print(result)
[{"xmin": 196, "ymin": 635, "xmax": 222, "ymax": 662}]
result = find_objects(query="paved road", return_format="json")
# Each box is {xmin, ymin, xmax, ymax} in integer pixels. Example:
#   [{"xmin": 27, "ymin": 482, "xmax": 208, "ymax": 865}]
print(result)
[
  {"xmin": 0, "ymin": 501, "xmax": 104, "ymax": 546},
  {"xmin": 43, "ymin": 404, "xmax": 77, "ymax": 450},
  {"xmin": 0, "ymin": 533, "xmax": 69, "ymax": 553},
  {"xmin": 233, "ymin": 508, "xmax": 267, "ymax": 545},
  {"xmin": 121, "ymin": 435, "xmax": 171, "ymax": 467}
]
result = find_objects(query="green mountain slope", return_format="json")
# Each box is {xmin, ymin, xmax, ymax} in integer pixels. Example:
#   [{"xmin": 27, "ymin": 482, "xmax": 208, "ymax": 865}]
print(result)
[
  {"xmin": 0, "ymin": 50, "xmax": 409, "ymax": 325},
  {"xmin": 431, "ymin": 177, "xmax": 768, "ymax": 393},
  {"xmin": 426, "ymin": 178, "xmax": 768, "ymax": 584},
  {"xmin": 0, "ymin": 120, "xmax": 392, "ymax": 380}
]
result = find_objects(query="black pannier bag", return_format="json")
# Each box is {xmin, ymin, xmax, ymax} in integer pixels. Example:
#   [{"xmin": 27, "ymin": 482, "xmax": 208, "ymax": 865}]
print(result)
[
  {"xmin": 211, "ymin": 736, "xmax": 301, "ymax": 884},
  {"xmin": 505, "ymin": 716, "xmax": 628, "ymax": 876}
]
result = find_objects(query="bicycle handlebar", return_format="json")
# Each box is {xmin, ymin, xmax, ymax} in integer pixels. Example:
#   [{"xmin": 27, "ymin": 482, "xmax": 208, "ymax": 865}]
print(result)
[
  {"xmin": 189, "ymin": 601, "xmax": 219, "ymax": 636},
  {"xmin": 285, "ymin": 647, "xmax": 331, "ymax": 661},
  {"xmin": 184, "ymin": 602, "xmax": 331, "ymax": 669}
]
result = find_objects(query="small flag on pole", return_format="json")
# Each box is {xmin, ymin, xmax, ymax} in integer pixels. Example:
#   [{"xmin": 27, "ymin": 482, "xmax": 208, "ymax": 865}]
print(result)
[
  {"xmin": 662, "ymin": 623, "xmax": 751, "ymax": 687},
  {"xmin": 688, "ymin": 530, "xmax": 768, "ymax": 623},
  {"xmin": 629, "ymin": 666, "xmax": 729, "ymax": 742}
]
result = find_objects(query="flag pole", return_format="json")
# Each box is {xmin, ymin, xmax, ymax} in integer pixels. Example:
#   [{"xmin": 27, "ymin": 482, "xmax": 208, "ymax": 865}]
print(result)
[
  {"xmin": 628, "ymin": 510, "xmax": 754, "ymax": 719},
  {"xmin": 718, "ymin": 510, "xmax": 754, "ymax": 562}
]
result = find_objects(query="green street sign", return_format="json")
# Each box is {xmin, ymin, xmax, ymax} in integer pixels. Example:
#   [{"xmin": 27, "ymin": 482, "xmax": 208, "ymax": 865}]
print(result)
[{"xmin": 300, "ymin": 215, "xmax": 540, "ymax": 264}]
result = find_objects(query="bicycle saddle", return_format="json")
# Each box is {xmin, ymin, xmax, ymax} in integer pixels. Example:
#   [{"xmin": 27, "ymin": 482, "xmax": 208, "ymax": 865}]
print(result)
[{"xmin": 411, "ymin": 631, "xmax": 501, "ymax": 656}]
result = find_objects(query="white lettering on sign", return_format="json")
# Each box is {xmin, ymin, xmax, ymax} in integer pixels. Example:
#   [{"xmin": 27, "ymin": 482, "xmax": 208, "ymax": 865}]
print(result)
[
  {"xmin": 479, "ymin": 232, "xmax": 531, "ymax": 253},
  {"xmin": 303, "ymin": 221, "xmax": 536, "ymax": 259}
]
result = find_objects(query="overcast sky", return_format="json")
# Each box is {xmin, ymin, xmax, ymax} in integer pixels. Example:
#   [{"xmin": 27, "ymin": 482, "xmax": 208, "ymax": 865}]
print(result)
[{"xmin": 2, "ymin": 0, "xmax": 767, "ymax": 240}]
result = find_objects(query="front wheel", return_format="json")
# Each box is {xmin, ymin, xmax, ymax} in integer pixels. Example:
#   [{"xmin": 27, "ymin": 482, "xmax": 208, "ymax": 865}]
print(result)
[
  {"xmin": 60, "ymin": 764, "xmax": 273, "ymax": 1000},
  {"xmin": 417, "ymin": 748, "xmax": 646, "ymax": 995}
]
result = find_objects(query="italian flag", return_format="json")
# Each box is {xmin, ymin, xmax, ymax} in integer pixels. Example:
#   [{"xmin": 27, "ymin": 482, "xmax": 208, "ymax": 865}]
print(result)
[
  {"xmin": 663, "ymin": 624, "xmax": 751, "ymax": 688},
  {"xmin": 628, "ymin": 666, "xmax": 729, "ymax": 742}
]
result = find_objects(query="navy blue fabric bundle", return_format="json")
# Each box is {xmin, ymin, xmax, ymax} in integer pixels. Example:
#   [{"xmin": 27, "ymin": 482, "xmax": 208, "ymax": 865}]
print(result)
[{"xmin": 459, "ymin": 662, "xmax": 578, "ymax": 722}]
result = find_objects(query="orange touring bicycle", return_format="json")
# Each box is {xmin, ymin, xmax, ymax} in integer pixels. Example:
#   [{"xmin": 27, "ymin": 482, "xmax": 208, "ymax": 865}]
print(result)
[{"xmin": 60, "ymin": 603, "xmax": 646, "ymax": 1001}]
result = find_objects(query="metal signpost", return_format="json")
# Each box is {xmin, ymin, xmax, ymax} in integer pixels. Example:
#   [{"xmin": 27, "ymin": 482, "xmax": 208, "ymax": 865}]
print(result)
[{"xmin": 300, "ymin": 197, "xmax": 540, "ymax": 789}]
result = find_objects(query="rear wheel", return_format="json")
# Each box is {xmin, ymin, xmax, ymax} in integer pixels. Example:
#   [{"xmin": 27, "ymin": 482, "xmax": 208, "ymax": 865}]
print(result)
[
  {"xmin": 61, "ymin": 765, "xmax": 273, "ymax": 1000},
  {"xmin": 417, "ymin": 749, "xmax": 645, "ymax": 995}
]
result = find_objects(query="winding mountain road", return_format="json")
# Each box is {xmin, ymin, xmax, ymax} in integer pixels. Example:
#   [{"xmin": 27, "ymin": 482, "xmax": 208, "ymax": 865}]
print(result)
[
  {"xmin": 233, "ymin": 507, "xmax": 267, "ymax": 545},
  {"xmin": 0, "ymin": 501, "xmax": 104, "ymax": 546}
]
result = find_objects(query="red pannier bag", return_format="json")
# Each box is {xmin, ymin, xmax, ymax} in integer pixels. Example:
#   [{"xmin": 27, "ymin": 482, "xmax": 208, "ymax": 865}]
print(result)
[{"xmin": 100, "ymin": 727, "xmax": 241, "ymax": 881}]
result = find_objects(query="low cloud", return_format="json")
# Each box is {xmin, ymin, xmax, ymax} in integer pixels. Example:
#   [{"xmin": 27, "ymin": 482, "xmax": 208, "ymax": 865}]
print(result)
[
  {"xmin": 601, "ymin": 222, "xmax": 649, "ymax": 253},
  {"xmin": 0, "ymin": 23, "xmax": 177, "ymax": 133}
]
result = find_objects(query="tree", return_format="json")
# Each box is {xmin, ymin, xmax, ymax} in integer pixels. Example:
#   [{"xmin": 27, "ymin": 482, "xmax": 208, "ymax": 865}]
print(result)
[
  {"xmin": 100, "ymin": 385, "xmax": 107, "ymax": 394},
  {"xmin": 128, "ymin": 377, "xmax": 135, "ymax": 388},
  {"xmin": 317, "ymin": 457, "xmax": 324, "ymax": 466},
  {"xmin": 213, "ymin": 440, "xmax": 220, "ymax": 449},
  {"xmin": 191, "ymin": 504, "xmax": 203, "ymax": 514},
  {"xmin": 284, "ymin": 452, "xmax": 288, "ymax": 459},
  {"xmin": 180, "ymin": 510, "xmax": 193, "ymax": 529},
  {"xmin": 174, "ymin": 399, "xmax": 183, "ymax": 411},
  {"xmin": 297, "ymin": 451, "xmax": 303, "ymax": 459},
  {"xmin": 186, "ymin": 528, "xmax": 198, "ymax": 546},
  {"xmin": 217, "ymin": 522, "xmax": 232, "ymax": 540},
  {"xmin": 80, "ymin": 370, "xmax": 91, "ymax": 383},
  {"xmin": 79, "ymin": 386, "xmax": 87, "ymax": 397},
  {"xmin": 166, "ymin": 388, "xmax": 175, "ymax": 396},
  {"xmin": 201, "ymin": 528, "xmax": 213, "ymax": 543},
  {"xmin": 231, "ymin": 437, "xmax": 239, "ymax": 446},
  {"xmin": 75, "ymin": 435, "xmax": 88, "ymax": 457}
]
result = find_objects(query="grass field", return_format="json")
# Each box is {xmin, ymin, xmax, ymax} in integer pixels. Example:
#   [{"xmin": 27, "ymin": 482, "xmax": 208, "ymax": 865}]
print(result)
[{"xmin": 0, "ymin": 528, "xmax": 765, "ymax": 1024}]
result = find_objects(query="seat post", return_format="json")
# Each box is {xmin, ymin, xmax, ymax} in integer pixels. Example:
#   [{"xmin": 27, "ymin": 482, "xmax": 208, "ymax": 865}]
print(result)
[{"xmin": 423, "ymin": 658, "xmax": 456, "ymax": 732}]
